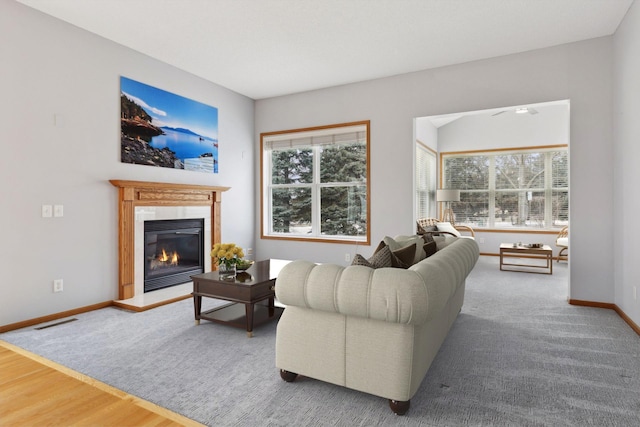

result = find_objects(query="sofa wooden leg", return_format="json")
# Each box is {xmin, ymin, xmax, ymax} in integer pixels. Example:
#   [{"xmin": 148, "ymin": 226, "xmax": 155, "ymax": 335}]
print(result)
[
  {"xmin": 389, "ymin": 399, "xmax": 410, "ymax": 415},
  {"xmin": 279, "ymin": 369, "xmax": 298, "ymax": 382}
]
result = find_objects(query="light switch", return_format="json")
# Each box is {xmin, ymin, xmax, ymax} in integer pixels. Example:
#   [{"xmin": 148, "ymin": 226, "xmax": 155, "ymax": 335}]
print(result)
[
  {"xmin": 42, "ymin": 205, "xmax": 52, "ymax": 218},
  {"xmin": 54, "ymin": 205, "xmax": 64, "ymax": 217}
]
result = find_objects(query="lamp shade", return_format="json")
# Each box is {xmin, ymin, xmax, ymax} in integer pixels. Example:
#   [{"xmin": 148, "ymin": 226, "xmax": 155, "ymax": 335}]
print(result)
[{"xmin": 436, "ymin": 189, "xmax": 460, "ymax": 202}]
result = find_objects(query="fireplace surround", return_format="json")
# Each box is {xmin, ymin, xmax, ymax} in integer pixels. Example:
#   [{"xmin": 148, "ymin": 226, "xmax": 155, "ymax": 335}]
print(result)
[{"xmin": 110, "ymin": 180, "xmax": 229, "ymax": 301}]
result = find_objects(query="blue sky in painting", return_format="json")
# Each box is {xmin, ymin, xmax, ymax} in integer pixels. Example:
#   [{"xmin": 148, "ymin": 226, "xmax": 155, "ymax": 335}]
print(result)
[{"xmin": 120, "ymin": 76, "xmax": 218, "ymax": 140}]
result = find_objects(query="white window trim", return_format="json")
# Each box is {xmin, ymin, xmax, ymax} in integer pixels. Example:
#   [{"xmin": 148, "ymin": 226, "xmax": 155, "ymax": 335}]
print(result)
[
  {"xmin": 416, "ymin": 141, "xmax": 437, "ymax": 220},
  {"xmin": 441, "ymin": 145, "xmax": 568, "ymax": 230},
  {"xmin": 261, "ymin": 121, "xmax": 370, "ymax": 244}
]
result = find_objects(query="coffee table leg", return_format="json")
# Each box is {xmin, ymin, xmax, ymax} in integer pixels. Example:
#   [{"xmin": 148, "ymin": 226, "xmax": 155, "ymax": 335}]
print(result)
[
  {"xmin": 245, "ymin": 303, "xmax": 254, "ymax": 338},
  {"xmin": 194, "ymin": 294, "xmax": 202, "ymax": 325}
]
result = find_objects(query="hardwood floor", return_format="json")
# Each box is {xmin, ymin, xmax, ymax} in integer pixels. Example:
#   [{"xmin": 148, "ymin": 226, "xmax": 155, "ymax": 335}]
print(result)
[{"xmin": 0, "ymin": 341, "xmax": 204, "ymax": 427}]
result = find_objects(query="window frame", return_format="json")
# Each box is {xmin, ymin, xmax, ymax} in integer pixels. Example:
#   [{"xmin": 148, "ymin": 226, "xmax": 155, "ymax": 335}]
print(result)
[
  {"xmin": 260, "ymin": 121, "xmax": 371, "ymax": 245},
  {"xmin": 440, "ymin": 144, "xmax": 568, "ymax": 230}
]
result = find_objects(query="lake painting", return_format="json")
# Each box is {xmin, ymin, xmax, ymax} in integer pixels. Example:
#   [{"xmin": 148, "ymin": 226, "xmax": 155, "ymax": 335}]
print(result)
[{"xmin": 120, "ymin": 76, "xmax": 218, "ymax": 173}]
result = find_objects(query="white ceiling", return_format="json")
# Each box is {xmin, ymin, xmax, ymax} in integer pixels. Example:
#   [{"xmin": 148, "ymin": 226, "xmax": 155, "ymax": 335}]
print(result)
[{"xmin": 16, "ymin": 0, "xmax": 634, "ymax": 100}]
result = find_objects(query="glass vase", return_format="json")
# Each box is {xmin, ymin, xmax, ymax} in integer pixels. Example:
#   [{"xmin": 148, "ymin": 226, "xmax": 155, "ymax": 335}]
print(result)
[{"xmin": 218, "ymin": 263, "xmax": 237, "ymax": 280}]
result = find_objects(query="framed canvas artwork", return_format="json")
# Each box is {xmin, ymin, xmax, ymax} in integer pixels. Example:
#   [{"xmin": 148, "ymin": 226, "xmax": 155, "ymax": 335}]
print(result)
[{"xmin": 120, "ymin": 76, "xmax": 219, "ymax": 173}]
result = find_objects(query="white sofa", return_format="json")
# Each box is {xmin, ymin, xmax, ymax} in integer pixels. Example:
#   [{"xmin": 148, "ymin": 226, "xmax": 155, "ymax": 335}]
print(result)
[{"xmin": 275, "ymin": 237, "xmax": 479, "ymax": 414}]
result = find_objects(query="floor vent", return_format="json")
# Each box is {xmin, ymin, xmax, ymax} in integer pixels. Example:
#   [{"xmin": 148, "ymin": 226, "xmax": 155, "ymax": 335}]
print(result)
[{"xmin": 34, "ymin": 318, "xmax": 78, "ymax": 330}]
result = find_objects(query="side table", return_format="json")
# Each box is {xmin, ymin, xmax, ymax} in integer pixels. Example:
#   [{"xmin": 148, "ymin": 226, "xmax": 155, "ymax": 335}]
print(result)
[{"xmin": 191, "ymin": 259, "xmax": 290, "ymax": 337}]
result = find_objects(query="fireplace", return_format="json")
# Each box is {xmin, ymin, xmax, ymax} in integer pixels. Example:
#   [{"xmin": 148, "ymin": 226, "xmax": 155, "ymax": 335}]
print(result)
[
  {"xmin": 110, "ymin": 180, "xmax": 229, "ymax": 302},
  {"xmin": 144, "ymin": 218, "xmax": 204, "ymax": 292}
]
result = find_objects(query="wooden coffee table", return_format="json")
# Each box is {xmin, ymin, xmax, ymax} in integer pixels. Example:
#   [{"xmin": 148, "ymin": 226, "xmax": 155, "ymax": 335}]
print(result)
[
  {"xmin": 191, "ymin": 259, "xmax": 290, "ymax": 337},
  {"xmin": 499, "ymin": 243, "xmax": 553, "ymax": 275}
]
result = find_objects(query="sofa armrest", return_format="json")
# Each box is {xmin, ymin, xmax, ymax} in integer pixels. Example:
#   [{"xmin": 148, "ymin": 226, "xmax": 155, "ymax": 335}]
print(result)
[{"xmin": 276, "ymin": 261, "xmax": 430, "ymax": 325}]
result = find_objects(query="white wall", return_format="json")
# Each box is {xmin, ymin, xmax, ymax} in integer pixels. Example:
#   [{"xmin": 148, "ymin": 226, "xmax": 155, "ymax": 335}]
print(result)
[
  {"xmin": 437, "ymin": 103, "xmax": 569, "ymax": 152},
  {"xmin": 613, "ymin": 0, "xmax": 640, "ymax": 326},
  {"xmin": 0, "ymin": 1, "xmax": 255, "ymax": 326},
  {"xmin": 255, "ymin": 37, "xmax": 614, "ymax": 304},
  {"xmin": 415, "ymin": 118, "xmax": 438, "ymax": 151}
]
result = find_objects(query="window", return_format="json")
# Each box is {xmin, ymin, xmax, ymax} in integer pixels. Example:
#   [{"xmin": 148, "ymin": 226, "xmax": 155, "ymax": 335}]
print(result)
[
  {"xmin": 442, "ymin": 146, "xmax": 568, "ymax": 229},
  {"xmin": 416, "ymin": 142, "xmax": 436, "ymax": 219},
  {"xmin": 261, "ymin": 121, "xmax": 370, "ymax": 243}
]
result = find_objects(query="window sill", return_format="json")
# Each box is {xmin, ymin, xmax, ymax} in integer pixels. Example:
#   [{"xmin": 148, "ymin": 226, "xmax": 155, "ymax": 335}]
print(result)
[{"xmin": 261, "ymin": 234, "xmax": 370, "ymax": 245}]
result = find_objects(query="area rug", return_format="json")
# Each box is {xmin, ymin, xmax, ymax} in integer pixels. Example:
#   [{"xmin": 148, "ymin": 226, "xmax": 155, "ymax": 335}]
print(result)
[{"xmin": 2, "ymin": 257, "xmax": 640, "ymax": 426}]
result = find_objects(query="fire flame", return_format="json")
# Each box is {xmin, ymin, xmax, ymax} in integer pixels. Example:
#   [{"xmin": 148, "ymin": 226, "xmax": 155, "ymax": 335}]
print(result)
[{"xmin": 156, "ymin": 249, "xmax": 179, "ymax": 266}]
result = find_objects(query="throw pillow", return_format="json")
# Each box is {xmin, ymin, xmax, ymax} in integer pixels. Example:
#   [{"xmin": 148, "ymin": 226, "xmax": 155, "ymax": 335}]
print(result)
[
  {"xmin": 351, "ymin": 244, "xmax": 393, "ymax": 269},
  {"xmin": 417, "ymin": 222, "xmax": 438, "ymax": 235},
  {"xmin": 391, "ymin": 243, "xmax": 416, "ymax": 268},
  {"xmin": 373, "ymin": 241, "xmax": 416, "ymax": 268},
  {"xmin": 436, "ymin": 222, "xmax": 461, "ymax": 238},
  {"xmin": 384, "ymin": 235, "xmax": 426, "ymax": 264},
  {"xmin": 373, "ymin": 240, "xmax": 386, "ymax": 254},
  {"xmin": 422, "ymin": 232, "xmax": 435, "ymax": 244},
  {"xmin": 423, "ymin": 241, "xmax": 437, "ymax": 258}
]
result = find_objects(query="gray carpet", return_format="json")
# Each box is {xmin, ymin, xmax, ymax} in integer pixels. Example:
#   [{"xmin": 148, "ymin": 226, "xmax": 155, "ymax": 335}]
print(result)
[{"xmin": 3, "ymin": 257, "xmax": 640, "ymax": 426}]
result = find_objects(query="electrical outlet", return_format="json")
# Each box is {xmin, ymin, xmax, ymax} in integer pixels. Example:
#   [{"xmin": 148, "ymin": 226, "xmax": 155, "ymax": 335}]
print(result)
[
  {"xmin": 345, "ymin": 253, "xmax": 351, "ymax": 262},
  {"xmin": 477, "ymin": 237, "xmax": 485, "ymax": 244},
  {"xmin": 42, "ymin": 205, "xmax": 52, "ymax": 218},
  {"xmin": 54, "ymin": 204, "xmax": 64, "ymax": 217},
  {"xmin": 246, "ymin": 248, "xmax": 253, "ymax": 256},
  {"xmin": 53, "ymin": 279, "xmax": 63, "ymax": 293}
]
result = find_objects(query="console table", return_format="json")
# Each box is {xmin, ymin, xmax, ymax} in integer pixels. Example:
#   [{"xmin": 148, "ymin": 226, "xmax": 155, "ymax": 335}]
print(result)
[{"xmin": 191, "ymin": 259, "xmax": 290, "ymax": 337}]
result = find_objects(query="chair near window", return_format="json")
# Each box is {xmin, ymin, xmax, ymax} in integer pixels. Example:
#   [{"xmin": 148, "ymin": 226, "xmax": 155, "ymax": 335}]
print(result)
[
  {"xmin": 416, "ymin": 217, "xmax": 475, "ymax": 239},
  {"xmin": 556, "ymin": 226, "xmax": 569, "ymax": 262},
  {"xmin": 418, "ymin": 189, "xmax": 475, "ymax": 239}
]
